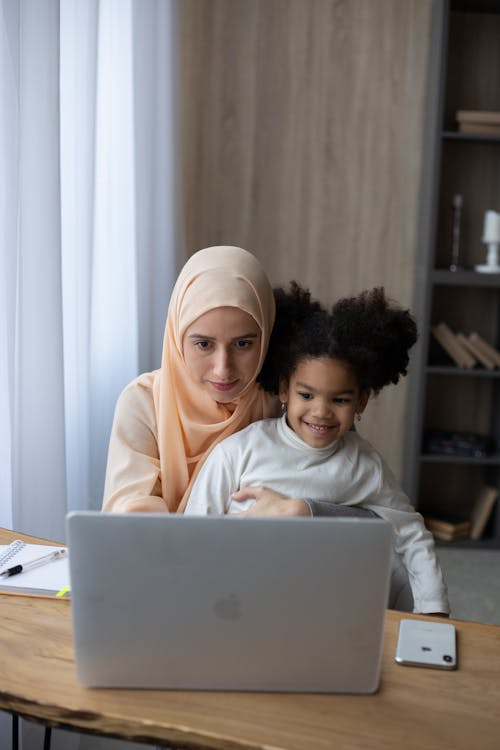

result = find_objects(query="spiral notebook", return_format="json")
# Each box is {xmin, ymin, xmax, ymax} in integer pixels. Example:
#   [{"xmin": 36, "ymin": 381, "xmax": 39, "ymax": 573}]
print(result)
[{"xmin": 0, "ymin": 539, "xmax": 70, "ymax": 598}]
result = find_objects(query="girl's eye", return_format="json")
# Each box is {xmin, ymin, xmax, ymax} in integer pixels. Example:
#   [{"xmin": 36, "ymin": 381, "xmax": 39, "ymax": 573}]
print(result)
[
  {"xmin": 334, "ymin": 397, "xmax": 350, "ymax": 405},
  {"xmin": 298, "ymin": 392, "xmax": 313, "ymax": 400}
]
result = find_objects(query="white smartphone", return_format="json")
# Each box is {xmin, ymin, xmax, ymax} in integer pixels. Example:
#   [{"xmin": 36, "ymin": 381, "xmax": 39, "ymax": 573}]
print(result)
[{"xmin": 395, "ymin": 618, "xmax": 457, "ymax": 670}]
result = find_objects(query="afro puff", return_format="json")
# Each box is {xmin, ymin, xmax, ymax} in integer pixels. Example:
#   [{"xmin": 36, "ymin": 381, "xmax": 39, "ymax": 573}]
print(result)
[{"xmin": 258, "ymin": 284, "xmax": 417, "ymax": 395}]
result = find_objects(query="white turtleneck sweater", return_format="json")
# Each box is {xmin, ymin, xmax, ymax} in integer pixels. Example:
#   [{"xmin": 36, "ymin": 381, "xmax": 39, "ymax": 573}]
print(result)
[{"xmin": 186, "ymin": 415, "xmax": 449, "ymax": 614}]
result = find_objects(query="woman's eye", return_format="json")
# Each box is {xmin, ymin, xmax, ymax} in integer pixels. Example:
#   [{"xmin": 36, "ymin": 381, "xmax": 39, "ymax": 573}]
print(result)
[
  {"xmin": 235, "ymin": 340, "xmax": 252, "ymax": 350},
  {"xmin": 195, "ymin": 340, "xmax": 212, "ymax": 350}
]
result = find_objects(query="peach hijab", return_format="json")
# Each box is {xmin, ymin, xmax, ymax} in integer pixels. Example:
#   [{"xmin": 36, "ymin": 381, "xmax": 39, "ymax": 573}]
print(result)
[{"xmin": 152, "ymin": 246, "xmax": 276, "ymax": 513}]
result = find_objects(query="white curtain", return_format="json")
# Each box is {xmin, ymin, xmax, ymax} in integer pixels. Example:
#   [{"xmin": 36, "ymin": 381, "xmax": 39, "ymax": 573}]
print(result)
[
  {"xmin": 1, "ymin": 1, "xmax": 181, "ymax": 748},
  {"xmin": 0, "ymin": 0, "xmax": 182, "ymax": 540}
]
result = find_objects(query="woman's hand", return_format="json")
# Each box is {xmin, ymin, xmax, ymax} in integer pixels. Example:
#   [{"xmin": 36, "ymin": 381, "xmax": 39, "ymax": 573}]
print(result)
[{"xmin": 231, "ymin": 486, "xmax": 312, "ymax": 517}]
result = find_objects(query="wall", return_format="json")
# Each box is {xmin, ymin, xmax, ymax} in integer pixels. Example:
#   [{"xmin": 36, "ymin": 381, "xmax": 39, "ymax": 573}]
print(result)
[{"xmin": 180, "ymin": 0, "xmax": 437, "ymax": 485}]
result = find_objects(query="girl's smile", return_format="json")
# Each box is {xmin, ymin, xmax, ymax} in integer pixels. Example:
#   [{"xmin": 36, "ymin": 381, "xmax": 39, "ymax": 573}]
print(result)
[{"xmin": 279, "ymin": 357, "xmax": 369, "ymax": 448}]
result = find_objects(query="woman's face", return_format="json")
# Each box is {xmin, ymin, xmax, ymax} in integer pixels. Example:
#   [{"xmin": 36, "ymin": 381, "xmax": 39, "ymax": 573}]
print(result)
[{"xmin": 182, "ymin": 307, "xmax": 261, "ymax": 402}]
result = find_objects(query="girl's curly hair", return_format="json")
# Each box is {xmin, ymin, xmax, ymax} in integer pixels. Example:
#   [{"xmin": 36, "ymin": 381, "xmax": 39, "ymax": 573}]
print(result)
[{"xmin": 257, "ymin": 283, "xmax": 417, "ymax": 395}]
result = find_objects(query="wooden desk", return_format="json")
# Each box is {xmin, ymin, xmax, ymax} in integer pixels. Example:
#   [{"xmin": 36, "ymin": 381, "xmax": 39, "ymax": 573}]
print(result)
[{"xmin": 1, "ymin": 528, "xmax": 500, "ymax": 749}]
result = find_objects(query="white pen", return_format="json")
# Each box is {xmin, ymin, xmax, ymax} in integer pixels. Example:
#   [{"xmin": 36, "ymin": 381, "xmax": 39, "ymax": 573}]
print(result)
[{"xmin": 0, "ymin": 548, "xmax": 67, "ymax": 578}]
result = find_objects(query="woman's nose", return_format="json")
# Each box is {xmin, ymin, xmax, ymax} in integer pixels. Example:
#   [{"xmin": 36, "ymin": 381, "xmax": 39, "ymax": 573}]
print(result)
[{"xmin": 212, "ymin": 348, "xmax": 232, "ymax": 377}]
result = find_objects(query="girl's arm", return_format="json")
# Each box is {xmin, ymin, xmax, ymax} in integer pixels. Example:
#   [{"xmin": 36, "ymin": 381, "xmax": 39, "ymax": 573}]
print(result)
[
  {"xmin": 233, "ymin": 486, "xmax": 414, "ymax": 612},
  {"xmin": 232, "ymin": 488, "xmax": 378, "ymax": 519},
  {"xmin": 359, "ymin": 459, "xmax": 450, "ymax": 616},
  {"xmin": 369, "ymin": 500, "xmax": 450, "ymax": 615}
]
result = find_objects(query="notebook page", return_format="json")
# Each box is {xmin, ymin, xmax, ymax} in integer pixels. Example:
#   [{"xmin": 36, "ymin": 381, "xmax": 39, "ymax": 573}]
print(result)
[{"xmin": 0, "ymin": 543, "xmax": 70, "ymax": 597}]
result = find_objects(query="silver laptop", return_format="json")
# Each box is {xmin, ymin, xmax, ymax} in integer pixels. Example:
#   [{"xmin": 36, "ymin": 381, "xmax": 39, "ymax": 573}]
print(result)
[{"xmin": 66, "ymin": 512, "xmax": 392, "ymax": 693}]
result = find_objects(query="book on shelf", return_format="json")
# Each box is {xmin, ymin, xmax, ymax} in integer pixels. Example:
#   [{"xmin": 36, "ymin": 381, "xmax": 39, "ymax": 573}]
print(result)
[
  {"xmin": 430, "ymin": 322, "xmax": 476, "ymax": 368},
  {"xmin": 456, "ymin": 110, "xmax": 500, "ymax": 136},
  {"xmin": 456, "ymin": 110, "xmax": 500, "ymax": 125},
  {"xmin": 456, "ymin": 332, "xmax": 496, "ymax": 370},
  {"xmin": 468, "ymin": 332, "xmax": 500, "ymax": 368},
  {"xmin": 470, "ymin": 485, "xmax": 498, "ymax": 541},
  {"xmin": 424, "ymin": 515, "xmax": 471, "ymax": 542}
]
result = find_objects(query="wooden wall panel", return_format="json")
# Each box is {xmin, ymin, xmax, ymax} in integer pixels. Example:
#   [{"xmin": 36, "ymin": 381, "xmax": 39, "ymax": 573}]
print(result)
[{"xmin": 180, "ymin": 0, "xmax": 437, "ymax": 484}]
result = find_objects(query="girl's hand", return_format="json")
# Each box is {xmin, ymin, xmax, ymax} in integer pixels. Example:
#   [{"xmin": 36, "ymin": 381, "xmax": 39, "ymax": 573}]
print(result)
[{"xmin": 231, "ymin": 486, "xmax": 312, "ymax": 517}]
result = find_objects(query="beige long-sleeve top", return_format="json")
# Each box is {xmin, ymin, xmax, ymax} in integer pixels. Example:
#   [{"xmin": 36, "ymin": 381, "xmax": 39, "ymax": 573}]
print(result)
[
  {"xmin": 102, "ymin": 372, "xmax": 169, "ymax": 513},
  {"xmin": 102, "ymin": 372, "xmax": 280, "ymax": 513}
]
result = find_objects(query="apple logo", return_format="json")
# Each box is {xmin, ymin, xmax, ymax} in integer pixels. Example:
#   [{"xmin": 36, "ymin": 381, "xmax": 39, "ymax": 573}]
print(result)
[{"xmin": 213, "ymin": 593, "xmax": 242, "ymax": 620}]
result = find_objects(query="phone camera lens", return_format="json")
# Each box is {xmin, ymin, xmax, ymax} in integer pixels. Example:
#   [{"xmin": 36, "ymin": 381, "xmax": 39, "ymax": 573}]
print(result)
[{"xmin": 443, "ymin": 654, "xmax": 453, "ymax": 663}]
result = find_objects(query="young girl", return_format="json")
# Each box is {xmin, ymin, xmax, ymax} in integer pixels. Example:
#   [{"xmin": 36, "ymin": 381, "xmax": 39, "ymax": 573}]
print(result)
[{"xmin": 185, "ymin": 284, "xmax": 449, "ymax": 616}]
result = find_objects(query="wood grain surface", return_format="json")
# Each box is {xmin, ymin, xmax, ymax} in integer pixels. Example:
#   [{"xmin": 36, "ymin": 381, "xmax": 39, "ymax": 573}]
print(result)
[
  {"xmin": 180, "ymin": 0, "xmax": 438, "ymax": 482},
  {"xmin": 1, "ymin": 528, "xmax": 500, "ymax": 749}
]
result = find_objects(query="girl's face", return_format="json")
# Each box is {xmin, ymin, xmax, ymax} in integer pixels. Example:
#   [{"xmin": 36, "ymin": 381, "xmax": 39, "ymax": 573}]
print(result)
[
  {"xmin": 279, "ymin": 357, "xmax": 369, "ymax": 448},
  {"xmin": 182, "ymin": 307, "xmax": 261, "ymax": 403}
]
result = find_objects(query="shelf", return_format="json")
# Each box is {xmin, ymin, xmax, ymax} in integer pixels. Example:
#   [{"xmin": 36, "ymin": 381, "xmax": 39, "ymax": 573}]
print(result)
[
  {"xmin": 443, "ymin": 130, "xmax": 500, "ymax": 144},
  {"xmin": 427, "ymin": 366, "xmax": 500, "ymax": 378},
  {"xmin": 406, "ymin": 1, "xmax": 500, "ymax": 549},
  {"xmin": 431, "ymin": 269, "xmax": 500, "ymax": 287},
  {"xmin": 435, "ymin": 537, "xmax": 500, "ymax": 550},
  {"xmin": 420, "ymin": 453, "xmax": 500, "ymax": 466},
  {"xmin": 451, "ymin": 0, "xmax": 500, "ymax": 14}
]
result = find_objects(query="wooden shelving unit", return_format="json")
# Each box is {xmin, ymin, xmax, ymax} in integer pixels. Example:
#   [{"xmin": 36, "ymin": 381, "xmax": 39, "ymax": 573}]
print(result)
[{"xmin": 405, "ymin": 0, "xmax": 500, "ymax": 548}]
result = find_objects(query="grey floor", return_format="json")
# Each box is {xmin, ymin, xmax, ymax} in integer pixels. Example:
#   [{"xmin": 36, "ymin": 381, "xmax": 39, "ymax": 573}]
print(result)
[{"xmin": 437, "ymin": 547, "xmax": 500, "ymax": 625}]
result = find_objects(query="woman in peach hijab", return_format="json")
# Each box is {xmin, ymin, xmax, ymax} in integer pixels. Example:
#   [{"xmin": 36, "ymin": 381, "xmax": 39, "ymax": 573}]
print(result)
[
  {"xmin": 103, "ymin": 245, "xmax": 286, "ymax": 514},
  {"xmin": 102, "ymin": 245, "xmax": 413, "ymax": 609}
]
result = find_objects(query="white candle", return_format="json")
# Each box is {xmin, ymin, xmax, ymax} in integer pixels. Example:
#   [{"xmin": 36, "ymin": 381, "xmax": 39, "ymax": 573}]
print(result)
[{"xmin": 482, "ymin": 210, "xmax": 500, "ymax": 243}]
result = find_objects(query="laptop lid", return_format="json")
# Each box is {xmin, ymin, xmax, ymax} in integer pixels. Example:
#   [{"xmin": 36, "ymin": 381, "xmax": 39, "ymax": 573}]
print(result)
[{"xmin": 66, "ymin": 512, "xmax": 392, "ymax": 693}]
